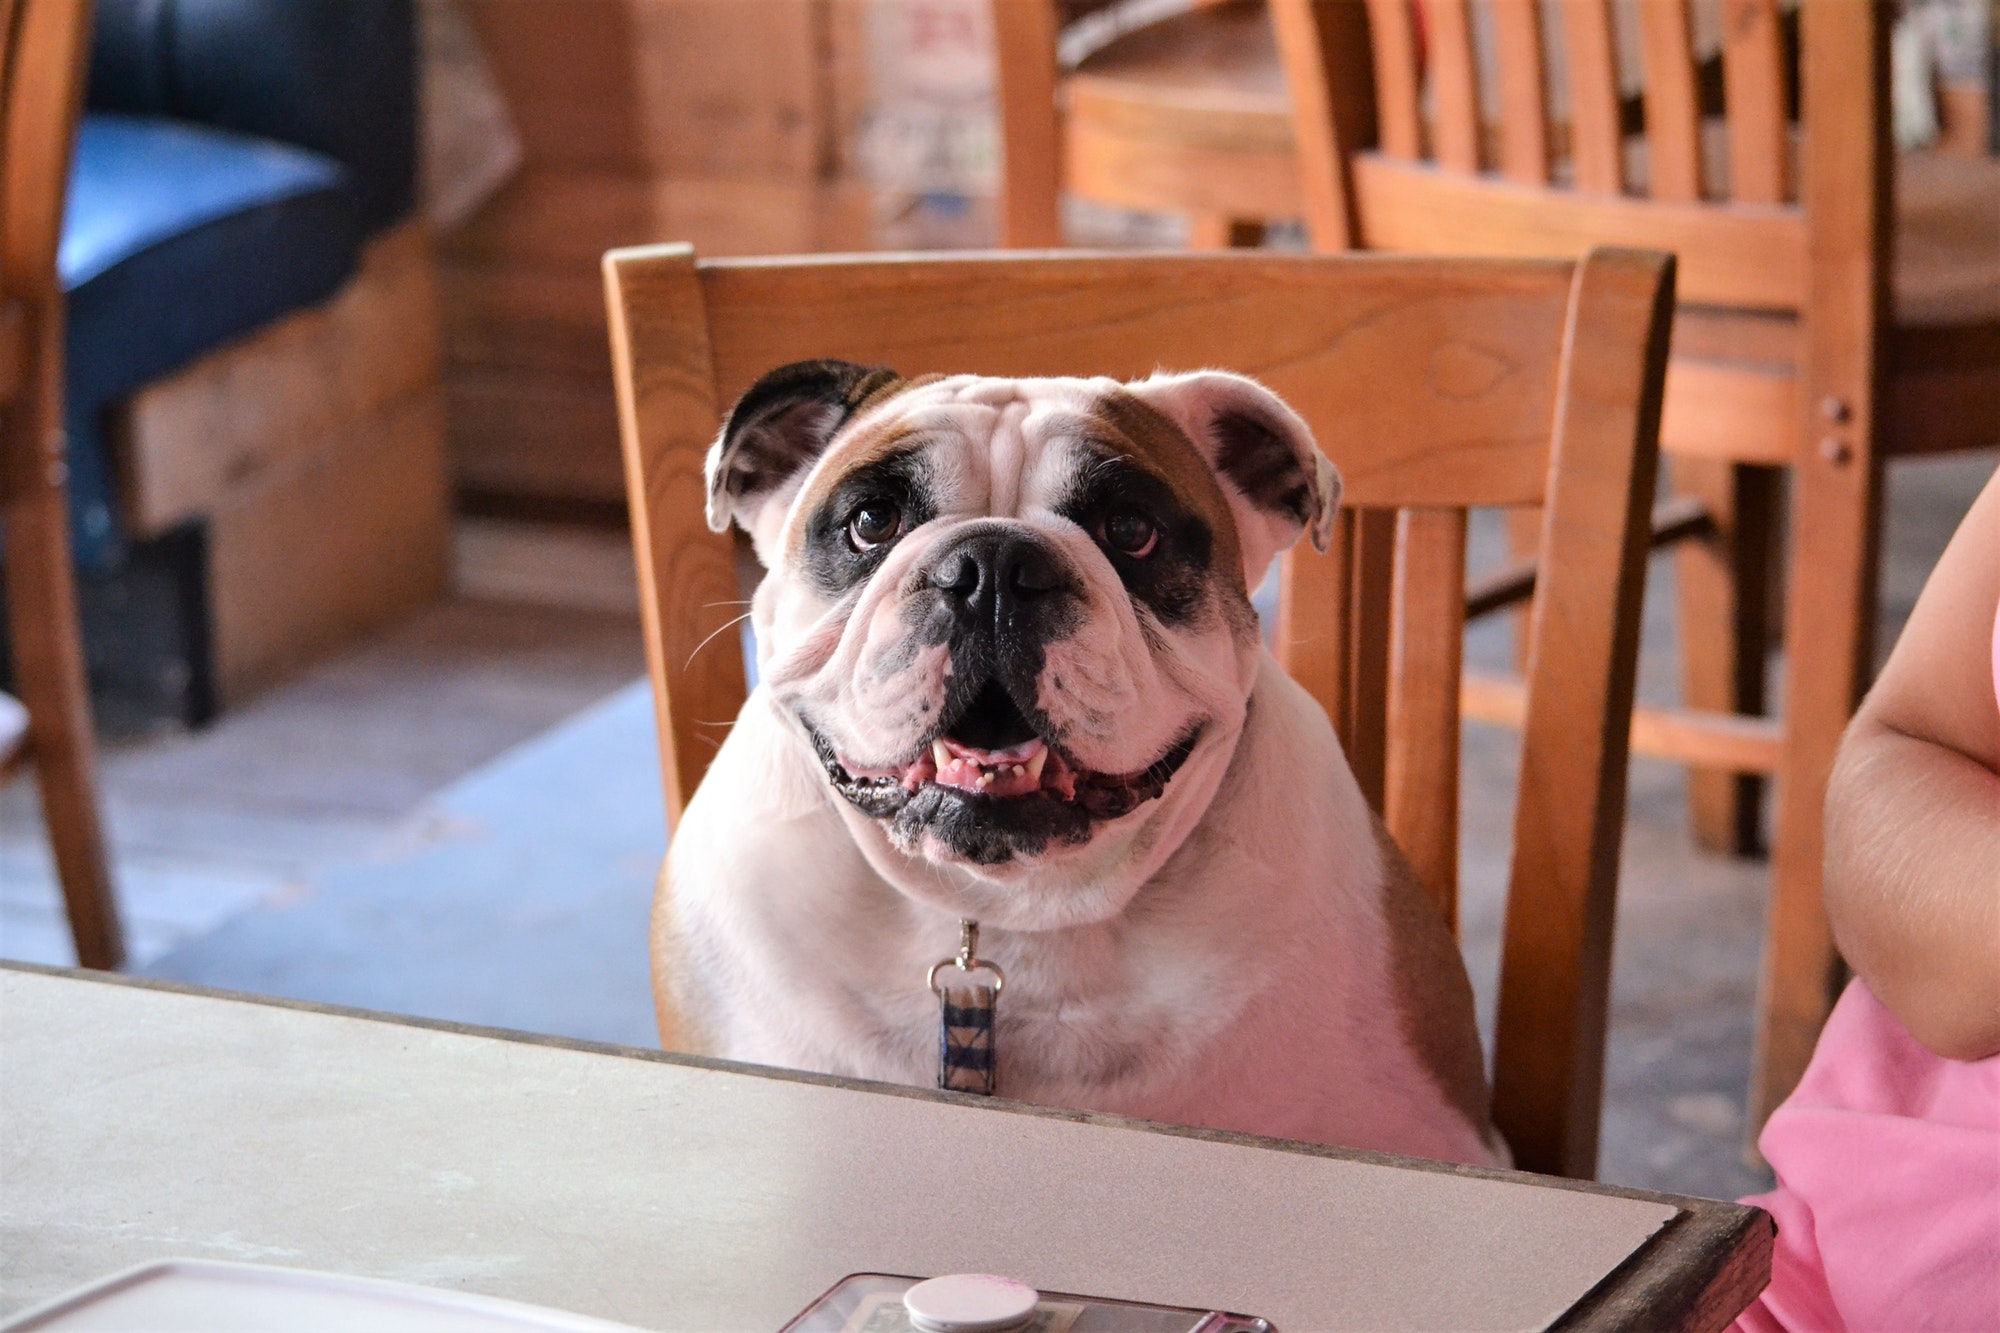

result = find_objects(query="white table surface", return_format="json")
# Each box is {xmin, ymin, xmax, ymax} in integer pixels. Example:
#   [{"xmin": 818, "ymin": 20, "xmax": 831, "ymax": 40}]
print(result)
[{"xmin": 0, "ymin": 966, "xmax": 1747, "ymax": 1332}]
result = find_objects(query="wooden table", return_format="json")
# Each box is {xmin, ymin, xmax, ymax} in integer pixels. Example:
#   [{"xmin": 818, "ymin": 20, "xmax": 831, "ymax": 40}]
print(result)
[{"xmin": 0, "ymin": 965, "xmax": 1770, "ymax": 1331}]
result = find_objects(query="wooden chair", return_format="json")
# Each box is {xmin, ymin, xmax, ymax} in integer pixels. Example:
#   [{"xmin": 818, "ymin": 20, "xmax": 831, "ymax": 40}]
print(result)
[
  {"xmin": 1, "ymin": 0, "xmax": 124, "ymax": 968},
  {"xmin": 604, "ymin": 244, "xmax": 1675, "ymax": 1178},
  {"xmin": 1265, "ymin": 0, "xmax": 1997, "ymax": 1134}
]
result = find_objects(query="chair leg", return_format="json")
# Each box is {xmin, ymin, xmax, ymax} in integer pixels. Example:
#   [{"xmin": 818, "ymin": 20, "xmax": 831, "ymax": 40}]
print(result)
[
  {"xmin": 1751, "ymin": 452, "xmax": 1877, "ymax": 1135},
  {"xmin": 3, "ymin": 403, "xmax": 124, "ymax": 971},
  {"xmin": 1187, "ymin": 216, "xmax": 1265, "ymax": 249},
  {"xmin": 1673, "ymin": 458, "xmax": 1777, "ymax": 855}
]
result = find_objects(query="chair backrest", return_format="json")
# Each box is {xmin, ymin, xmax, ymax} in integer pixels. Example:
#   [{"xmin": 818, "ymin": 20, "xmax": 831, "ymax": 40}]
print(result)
[
  {"xmin": 1274, "ymin": 0, "xmax": 1887, "ymax": 306},
  {"xmin": 604, "ymin": 245, "xmax": 1674, "ymax": 1178}
]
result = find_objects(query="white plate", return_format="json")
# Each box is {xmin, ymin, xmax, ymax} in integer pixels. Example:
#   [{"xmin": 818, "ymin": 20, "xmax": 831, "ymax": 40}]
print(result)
[{"xmin": 0, "ymin": 1259, "xmax": 654, "ymax": 1333}]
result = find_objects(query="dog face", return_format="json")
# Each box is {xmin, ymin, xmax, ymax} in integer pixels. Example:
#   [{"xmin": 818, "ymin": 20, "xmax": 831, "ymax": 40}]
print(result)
[{"xmin": 707, "ymin": 363, "xmax": 1339, "ymax": 930}]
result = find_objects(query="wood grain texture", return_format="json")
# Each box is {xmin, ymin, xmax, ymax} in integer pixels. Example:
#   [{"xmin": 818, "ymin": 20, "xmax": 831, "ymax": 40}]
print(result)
[
  {"xmin": 1270, "ymin": 0, "xmax": 1372, "ymax": 249},
  {"xmin": 1276, "ymin": 510, "xmax": 1351, "ymax": 744},
  {"xmin": 1351, "ymin": 153, "xmax": 1806, "ymax": 309},
  {"xmin": 1558, "ymin": 0, "xmax": 1627, "ymax": 194},
  {"xmin": 603, "ymin": 245, "xmax": 748, "ymax": 827},
  {"xmin": 991, "ymin": 0, "xmax": 1065, "ymax": 247},
  {"xmin": 0, "ymin": 0, "xmax": 123, "ymax": 971},
  {"xmin": 1344, "ymin": 506, "xmax": 1396, "ymax": 812},
  {"xmin": 1386, "ymin": 507, "xmax": 1466, "ymax": 929},
  {"xmin": 1492, "ymin": 248, "xmax": 1675, "ymax": 1179},
  {"xmin": 1464, "ymin": 672, "xmax": 1783, "ymax": 775},
  {"xmin": 1361, "ymin": 0, "xmax": 1422, "ymax": 159},
  {"xmin": 116, "ymin": 223, "xmax": 439, "ymax": 536},
  {"xmin": 697, "ymin": 252, "xmax": 1574, "ymax": 507},
  {"xmin": 1424, "ymin": 0, "xmax": 1482, "ymax": 173},
  {"xmin": 1490, "ymin": 0, "xmax": 1551, "ymax": 185},
  {"xmin": 1554, "ymin": 1199, "xmax": 1775, "ymax": 1333},
  {"xmin": 1658, "ymin": 356, "xmax": 1799, "ymax": 463},
  {"xmin": 1635, "ymin": 0, "xmax": 1704, "ymax": 203},
  {"xmin": 1754, "ymin": 0, "xmax": 1891, "ymax": 1133},
  {"xmin": 1672, "ymin": 456, "xmax": 1777, "ymax": 854},
  {"xmin": 207, "ymin": 390, "xmax": 451, "ymax": 705},
  {"xmin": 607, "ymin": 248, "xmax": 1673, "ymax": 1180},
  {"xmin": 1719, "ymin": 0, "xmax": 1791, "ymax": 204}
]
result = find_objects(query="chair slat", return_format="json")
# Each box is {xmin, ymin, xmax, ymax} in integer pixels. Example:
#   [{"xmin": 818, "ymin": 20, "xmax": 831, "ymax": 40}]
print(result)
[
  {"xmin": 602, "ymin": 246, "xmax": 751, "ymax": 828},
  {"xmin": 1270, "ymin": 0, "xmax": 1375, "ymax": 250},
  {"xmin": 1425, "ymin": 0, "xmax": 1483, "ymax": 172},
  {"xmin": 1385, "ymin": 507, "xmax": 1467, "ymax": 930},
  {"xmin": 1558, "ymin": 0, "xmax": 1625, "ymax": 194},
  {"xmin": 1720, "ymin": 0, "xmax": 1790, "ymax": 204},
  {"xmin": 1345, "ymin": 506, "xmax": 1397, "ymax": 813},
  {"xmin": 1489, "ymin": 0, "xmax": 1551, "ymax": 185},
  {"xmin": 1636, "ymin": 0, "xmax": 1703, "ymax": 202},
  {"xmin": 1277, "ymin": 514, "xmax": 1352, "ymax": 741},
  {"xmin": 1491, "ymin": 247, "xmax": 1674, "ymax": 1179},
  {"xmin": 1362, "ymin": 0, "xmax": 1423, "ymax": 160},
  {"xmin": 992, "ymin": 0, "xmax": 1066, "ymax": 246}
]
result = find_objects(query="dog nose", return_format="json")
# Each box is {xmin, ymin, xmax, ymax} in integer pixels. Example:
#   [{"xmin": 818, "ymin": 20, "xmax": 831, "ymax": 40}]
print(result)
[{"xmin": 930, "ymin": 530, "xmax": 1070, "ymax": 625}]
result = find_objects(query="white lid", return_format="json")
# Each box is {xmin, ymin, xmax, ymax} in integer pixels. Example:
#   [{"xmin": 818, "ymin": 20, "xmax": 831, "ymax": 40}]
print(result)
[{"xmin": 901, "ymin": 1274, "xmax": 1040, "ymax": 1333}]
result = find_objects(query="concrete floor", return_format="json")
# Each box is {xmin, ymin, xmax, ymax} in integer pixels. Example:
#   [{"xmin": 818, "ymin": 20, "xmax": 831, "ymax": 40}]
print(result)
[{"xmin": 2, "ymin": 453, "xmax": 1992, "ymax": 1204}]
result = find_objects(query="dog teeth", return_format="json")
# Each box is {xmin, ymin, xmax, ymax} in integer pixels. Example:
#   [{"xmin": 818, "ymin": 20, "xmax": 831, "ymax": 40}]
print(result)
[
  {"xmin": 931, "ymin": 739, "xmax": 952, "ymax": 770},
  {"xmin": 1025, "ymin": 749, "xmax": 1047, "ymax": 783}
]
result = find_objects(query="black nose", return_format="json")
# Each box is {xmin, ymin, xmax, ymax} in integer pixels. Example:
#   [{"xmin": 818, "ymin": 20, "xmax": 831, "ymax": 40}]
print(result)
[{"xmin": 930, "ymin": 530, "xmax": 1070, "ymax": 629}]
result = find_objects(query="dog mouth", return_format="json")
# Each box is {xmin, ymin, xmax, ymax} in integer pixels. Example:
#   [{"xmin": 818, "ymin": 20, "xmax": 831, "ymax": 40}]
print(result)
[{"xmin": 808, "ymin": 678, "xmax": 1201, "ymax": 824}]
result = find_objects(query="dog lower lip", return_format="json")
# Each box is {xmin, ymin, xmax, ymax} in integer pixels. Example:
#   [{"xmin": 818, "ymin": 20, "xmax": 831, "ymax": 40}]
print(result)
[{"xmin": 808, "ymin": 723, "xmax": 1201, "ymax": 823}]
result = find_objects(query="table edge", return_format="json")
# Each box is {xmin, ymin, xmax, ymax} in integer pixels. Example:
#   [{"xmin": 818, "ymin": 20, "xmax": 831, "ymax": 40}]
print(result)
[{"xmin": 5, "ymin": 960, "xmax": 1771, "ymax": 1322}]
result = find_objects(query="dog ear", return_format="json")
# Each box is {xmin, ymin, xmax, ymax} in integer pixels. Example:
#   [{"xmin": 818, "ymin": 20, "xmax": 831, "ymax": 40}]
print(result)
[
  {"xmin": 704, "ymin": 359, "xmax": 904, "ymax": 534},
  {"xmin": 1124, "ymin": 370, "xmax": 1341, "ymax": 588}
]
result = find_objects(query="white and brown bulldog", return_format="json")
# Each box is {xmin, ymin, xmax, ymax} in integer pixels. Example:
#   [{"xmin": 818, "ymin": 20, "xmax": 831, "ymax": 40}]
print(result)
[{"xmin": 659, "ymin": 360, "xmax": 1507, "ymax": 1167}]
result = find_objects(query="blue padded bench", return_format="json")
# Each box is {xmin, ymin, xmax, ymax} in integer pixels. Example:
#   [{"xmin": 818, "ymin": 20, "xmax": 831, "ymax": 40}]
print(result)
[{"xmin": 61, "ymin": 114, "xmax": 364, "ymax": 567}]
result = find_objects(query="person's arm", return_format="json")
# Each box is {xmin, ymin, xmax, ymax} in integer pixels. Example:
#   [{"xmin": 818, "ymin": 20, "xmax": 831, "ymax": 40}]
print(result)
[{"xmin": 1823, "ymin": 466, "xmax": 2000, "ymax": 1061}]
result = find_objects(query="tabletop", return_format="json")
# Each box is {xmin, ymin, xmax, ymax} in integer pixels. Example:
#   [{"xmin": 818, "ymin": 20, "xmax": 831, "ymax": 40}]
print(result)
[{"xmin": 0, "ymin": 965, "xmax": 1770, "ymax": 1332}]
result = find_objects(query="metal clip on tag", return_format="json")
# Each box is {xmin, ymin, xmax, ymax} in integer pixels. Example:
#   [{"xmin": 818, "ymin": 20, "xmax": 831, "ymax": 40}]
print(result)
[{"xmin": 928, "ymin": 919, "xmax": 1004, "ymax": 1096}]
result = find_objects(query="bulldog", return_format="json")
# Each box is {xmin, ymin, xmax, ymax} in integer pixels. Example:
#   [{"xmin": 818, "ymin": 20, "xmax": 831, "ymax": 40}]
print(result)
[{"xmin": 658, "ymin": 360, "xmax": 1506, "ymax": 1167}]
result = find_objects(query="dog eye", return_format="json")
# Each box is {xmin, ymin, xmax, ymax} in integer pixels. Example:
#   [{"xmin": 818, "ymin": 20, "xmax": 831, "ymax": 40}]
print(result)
[
  {"xmin": 1100, "ymin": 507, "xmax": 1158, "ymax": 558},
  {"xmin": 847, "ymin": 500, "xmax": 903, "ymax": 550}
]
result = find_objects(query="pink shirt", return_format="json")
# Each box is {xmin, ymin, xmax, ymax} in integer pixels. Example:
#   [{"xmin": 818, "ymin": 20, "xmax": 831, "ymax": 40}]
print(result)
[{"xmin": 1731, "ymin": 599, "xmax": 2000, "ymax": 1331}]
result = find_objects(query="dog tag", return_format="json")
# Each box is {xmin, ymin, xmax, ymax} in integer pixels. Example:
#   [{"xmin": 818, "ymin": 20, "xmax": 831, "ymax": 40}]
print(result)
[{"xmin": 929, "ymin": 920, "xmax": 1003, "ymax": 1097}]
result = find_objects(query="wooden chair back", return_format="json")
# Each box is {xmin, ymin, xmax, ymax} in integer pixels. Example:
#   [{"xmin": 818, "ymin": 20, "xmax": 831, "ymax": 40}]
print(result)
[
  {"xmin": 604, "ymin": 245, "xmax": 1674, "ymax": 1178},
  {"xmin": 1276, "ymin": 0, "xmax": 1886, "ymax": 462}
]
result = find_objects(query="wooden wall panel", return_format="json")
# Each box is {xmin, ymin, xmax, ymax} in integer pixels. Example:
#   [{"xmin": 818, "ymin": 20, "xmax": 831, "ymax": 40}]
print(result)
[{"xmin": 440, "ymin": 0, "xmax": 874, "ymax": 504}]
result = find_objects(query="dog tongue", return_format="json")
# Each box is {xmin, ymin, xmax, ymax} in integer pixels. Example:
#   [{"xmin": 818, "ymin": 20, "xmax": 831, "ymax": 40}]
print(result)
[{"xmin": 891, "ymin": 735, "xmax": 1072, "ymax": 799}]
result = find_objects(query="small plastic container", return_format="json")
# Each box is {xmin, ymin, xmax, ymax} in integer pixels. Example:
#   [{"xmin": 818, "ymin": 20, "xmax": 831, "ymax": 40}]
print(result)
[{"xmin": 781, "ymin": 1272, "xmax": 1274, "ymax": 1333}]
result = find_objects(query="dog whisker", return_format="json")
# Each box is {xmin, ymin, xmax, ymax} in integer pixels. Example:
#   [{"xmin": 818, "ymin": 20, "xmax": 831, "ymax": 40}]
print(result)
[{"xmin": 684, "ymin": 611, "xmax": 756, "ymax": 671}]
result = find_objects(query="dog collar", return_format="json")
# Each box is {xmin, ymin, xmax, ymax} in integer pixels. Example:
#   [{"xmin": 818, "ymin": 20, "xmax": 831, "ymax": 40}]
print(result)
[{"xmin": 928, "ymin": 919, "xmax": 1003, "ymax": 1096}]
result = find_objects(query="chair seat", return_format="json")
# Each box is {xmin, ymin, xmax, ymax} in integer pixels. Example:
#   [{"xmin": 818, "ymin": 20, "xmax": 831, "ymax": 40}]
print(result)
[{"xmin": 58, "ymin": 114, "xmax": 367, "ymax": 566}]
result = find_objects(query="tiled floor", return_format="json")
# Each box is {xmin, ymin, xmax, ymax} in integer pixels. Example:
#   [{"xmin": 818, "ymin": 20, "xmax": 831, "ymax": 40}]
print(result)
[{"xmin": 2, "ymin": 451, "xmax": 1992, "ymax": 1202}]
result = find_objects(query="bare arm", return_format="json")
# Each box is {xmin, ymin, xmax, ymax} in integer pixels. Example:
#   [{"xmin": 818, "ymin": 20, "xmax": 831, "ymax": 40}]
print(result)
[{"xmin": 1823, "ymin": 465, "xmax": 2000, "ymax": 1061}]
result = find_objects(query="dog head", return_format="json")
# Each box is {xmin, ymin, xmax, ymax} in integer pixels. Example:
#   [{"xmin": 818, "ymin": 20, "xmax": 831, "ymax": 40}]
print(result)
[{"xmin": 708, "ymin": 362, "xmax": 1339, "ymax": 930}]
